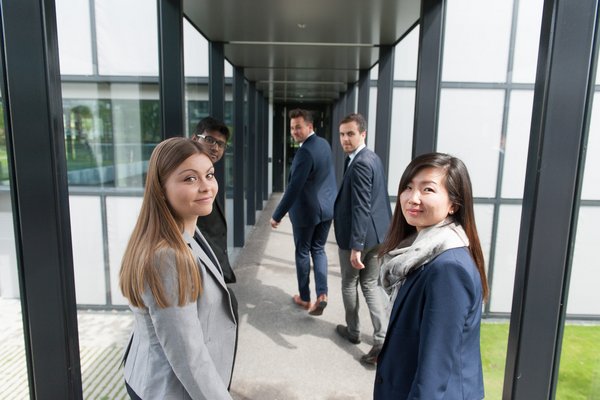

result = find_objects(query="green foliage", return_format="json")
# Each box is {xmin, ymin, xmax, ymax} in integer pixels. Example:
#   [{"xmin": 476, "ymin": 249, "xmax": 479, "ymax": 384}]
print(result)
[{"xmin": 481, "ymin": 322, "xmax": 600, "ymax": 400}]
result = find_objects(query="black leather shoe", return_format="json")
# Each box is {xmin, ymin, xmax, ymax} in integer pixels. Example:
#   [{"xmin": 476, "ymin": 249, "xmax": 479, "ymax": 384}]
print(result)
[
  {"xmin": 335, "ymin": 324, "xmax": 361, "ymax": 344},
  {"xmin": 360, "ymin": 345, "xmax": 382, "ymax": 365}
]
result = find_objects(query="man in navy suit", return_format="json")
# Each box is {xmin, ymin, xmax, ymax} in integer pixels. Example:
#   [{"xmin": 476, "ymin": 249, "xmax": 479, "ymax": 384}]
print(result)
[
  {"xmin": 333, "ymin": 113, "xmax": 391, "ymax": 364},
  {"xmin": 271, "ymin": 109, "xmax": 337, "ymax": 316}
]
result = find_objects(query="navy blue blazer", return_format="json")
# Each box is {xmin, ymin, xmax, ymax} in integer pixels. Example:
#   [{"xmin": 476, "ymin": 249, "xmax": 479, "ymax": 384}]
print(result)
[
  {"xmin": 272, "ymin": 134, "xmax": 337, "ymax": 227},
  {"xmin": 334, "ymin": 147, "xmax": 391, "ymax": 251},
  {"xmin": 374, "ymin": 247, "xmax": 484, "ymax": 400}
]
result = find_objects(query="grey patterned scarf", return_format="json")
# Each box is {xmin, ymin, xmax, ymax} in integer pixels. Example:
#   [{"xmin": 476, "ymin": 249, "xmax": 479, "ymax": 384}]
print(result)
[{"xmin": 379, "ymin": 218, "xmax": 469, "ymax": 304}]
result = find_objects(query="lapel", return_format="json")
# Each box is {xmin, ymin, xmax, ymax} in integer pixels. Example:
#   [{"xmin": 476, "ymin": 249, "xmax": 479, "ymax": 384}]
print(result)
[
  {"xmin": 183, "ymin": 229, "xmax": 228, "ymax": 292},
  {"xmin": 387, "ymin": 266, "xmax": 424, "ymax": 328},
  {"xmin": 213, "ymin": 198, "xmax": 227, "ymax": 227},
  {"xmin": 336, "ymin": 147, "xmax": 366, "ymax": 199}
]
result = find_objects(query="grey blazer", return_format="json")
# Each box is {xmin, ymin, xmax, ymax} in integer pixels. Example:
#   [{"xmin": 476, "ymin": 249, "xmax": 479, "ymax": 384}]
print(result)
[{"xmin": 123, "ymin": 229, "xmax": 237, "ymax": 400}]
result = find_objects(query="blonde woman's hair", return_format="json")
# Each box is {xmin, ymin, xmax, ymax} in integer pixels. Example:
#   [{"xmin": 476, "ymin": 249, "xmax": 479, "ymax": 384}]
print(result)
[{"xmin": 119, "ymin": 137, "xmax": 210, "ymax": 308}]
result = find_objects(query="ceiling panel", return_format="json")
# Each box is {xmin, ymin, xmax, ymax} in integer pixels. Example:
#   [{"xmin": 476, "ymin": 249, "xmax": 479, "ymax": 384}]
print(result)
[{"xmin": 184, "ymin": 0, "xmax": 420, "ymax": 103}]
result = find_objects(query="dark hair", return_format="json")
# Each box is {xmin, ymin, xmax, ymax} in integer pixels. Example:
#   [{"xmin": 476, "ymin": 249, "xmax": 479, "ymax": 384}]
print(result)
[
  {"xmin": 288, "ymin": 108, "xmax": 314, "ymax": 124},
  {"xmin": 194, "ymin": 116, "xmax": 230, "ymax": 140},
  {"xmin": 379, "ymin": 152, "xmax": 489, "ymax": 300},
  {"xmin": 340, "ymin": 113, "xmax": 367, "ymax": 132}
]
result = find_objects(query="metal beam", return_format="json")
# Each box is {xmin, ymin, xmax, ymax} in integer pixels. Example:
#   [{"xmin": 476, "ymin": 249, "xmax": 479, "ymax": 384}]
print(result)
[
  {"xmin": 412, "ymin": 0, "xmax": 446, "ymax": 156},
  {"xmin": 255, "ymin": 92, "xmax": 264, "ymax": 210},
  {"xmin": 0, "ymin": 0, "xmax": 82, "ymax": 397},
  {"xmin": 247, "ymin": 83, "xmax": 257, "ymax": 224},
  {"xmin": 503, "ymin": 0, "xmax": 599, "ymax": 398},
  {"xmin": 233, "ymin": 67, "xmax": 245, "ymax": 246},
  {"xmin": 375, "ymin": 45, "xmax": 394, "ymax": 177},
  {"xmin": 357, "ymin": 69, "xmax": 371, "ymax": 121},
  {"xmin": 209, "ymin": 41, "xmax": 225, "ymax": 206},
  {"xmin": 158, "ymin": 0, "xmax": 184, "ymax": 138}
]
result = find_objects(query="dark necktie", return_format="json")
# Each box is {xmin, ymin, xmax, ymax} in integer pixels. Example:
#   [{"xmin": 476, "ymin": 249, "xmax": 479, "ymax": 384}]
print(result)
[{"xmin": 343, "ymin": 156, "xmax": 350, "ymax": 174}]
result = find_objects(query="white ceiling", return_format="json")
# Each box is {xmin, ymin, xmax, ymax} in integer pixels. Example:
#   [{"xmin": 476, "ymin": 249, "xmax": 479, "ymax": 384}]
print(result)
[{"xmin": 184, "ymin": 0, "xmax": 421, "ymax": 103}]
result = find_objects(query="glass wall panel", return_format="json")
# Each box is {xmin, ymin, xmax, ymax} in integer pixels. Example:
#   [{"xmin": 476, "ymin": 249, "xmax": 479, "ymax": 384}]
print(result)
[
  {"xmin": 56, "ymin": 0, "xmax": 158, "ymax": 396},
  {"xmin": 184, "ymin": 18, "xmax": 210, "ymax": 137},
  {"xmin": 474, "ymin": 204, "xmax": 494, "ymax": 268},
  {"xmin": 367, "ymin": 86, "xmax": 378, "ymax": 149},
  {"xmin": 511, "ymin": 0, "xmax": 543, "ymax": 84},
  {"xmin": 94, "ymin": 0, "xmax": 159, "ymax": 76},
  {"xmin": 0, "ymin": 57, "xmax": 31, "ymax": 400},
  {"xmin": 581, "ymin": 95, "xmax": 600, "ymax": 200},
  {"xmin": 394, "ymin": 27, "xmax": 419, "ymax": 81},
  {"xmin": 489, "ymin": 204, "xmax": 522, "ymax": 313},
  {"xmin": 501, "ymin": 90, "xmax": 534, "ymax": 198},
  {"xmin": 388, "ymin": 87, "xmax": 415, "ymax": 193},
  {"xmin": 556, "ymin": 73, "xmax": 600, "ymax": 398},
  {"xmin": 56, "ymin": 0, "xmax": 94, "ymax": 75},
  {"xmin": 437, "ymin": 89, "xmax": 505, "ymax": 198},
  {"xmin": 442, "ymin": 0, "xmax": 512, "ymax": 83}
]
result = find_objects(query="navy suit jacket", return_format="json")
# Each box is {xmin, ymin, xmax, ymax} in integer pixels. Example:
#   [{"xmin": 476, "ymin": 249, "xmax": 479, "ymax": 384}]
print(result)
[
  {"xmin": 334, "ymin": 147, "xmax": 391, "ymax": 250},
  {"xmin": 272, "ymin": 134, "xmax": 336, "ymax": 227},
  {"xmin": 374, "ymin": 247, "xmax": 484, "ymax": 400}
]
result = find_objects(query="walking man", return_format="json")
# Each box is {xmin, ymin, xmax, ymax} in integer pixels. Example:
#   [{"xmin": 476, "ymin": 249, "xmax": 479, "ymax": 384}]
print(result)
[
  {"xmin": 334, "ymin": 113, "xmax": 391, "ymax": 364},
  {"xmin": 271, "ymin": 109, "xmax": 337, "ymax": 316}
]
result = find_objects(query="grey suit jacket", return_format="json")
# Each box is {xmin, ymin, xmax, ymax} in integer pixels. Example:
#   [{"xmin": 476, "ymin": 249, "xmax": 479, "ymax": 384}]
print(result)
[{"xmin": 123, "ymin": 229, "xmax": 237, "ymax": 400}]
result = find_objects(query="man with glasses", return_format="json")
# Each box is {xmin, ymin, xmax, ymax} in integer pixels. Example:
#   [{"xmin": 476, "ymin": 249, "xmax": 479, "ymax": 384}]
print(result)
[
  {"xmin": 193, "ymin": 116, "xmax": 237, "ymax": 387},
  {"xmin": 193, "ymin": 117, "xmax": 234, "ymax": 284}
]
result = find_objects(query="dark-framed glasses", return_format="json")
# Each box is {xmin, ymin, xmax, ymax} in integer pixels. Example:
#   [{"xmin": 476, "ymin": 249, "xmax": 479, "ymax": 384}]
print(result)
[{"xmin": 196, "ymin": 134, "xmax": 227, "ymax": 150}]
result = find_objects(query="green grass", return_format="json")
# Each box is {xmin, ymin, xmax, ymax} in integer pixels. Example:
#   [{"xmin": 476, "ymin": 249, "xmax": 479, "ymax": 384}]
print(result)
[{"xmin": 481, "ymin": 322, "xmax": 600, "ymax": 400}]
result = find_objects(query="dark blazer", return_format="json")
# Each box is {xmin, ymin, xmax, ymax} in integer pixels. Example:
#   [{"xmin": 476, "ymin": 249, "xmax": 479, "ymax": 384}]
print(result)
[
  {"xmin": 334, "ymin": 147, "xmax": 391, "ymax": 251},
  {"xmin": 374, "ymin": 247, "xmax": 484, "ymax": 400},
  {"xmin": 196, "ymin": 199, "xmax": 236, "ymax": 283},
  {"xmin": 272, "ymin": 133, "xmax": 336, "ymax": 227}
]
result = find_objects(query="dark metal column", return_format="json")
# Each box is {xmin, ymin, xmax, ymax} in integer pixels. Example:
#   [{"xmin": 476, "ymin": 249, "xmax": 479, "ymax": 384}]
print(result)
[
  {"xmin": 246, "ymin": 83, "xmax": 257, "ymax": 224},
  {"xmin": 272, "ymin": 104, "xmax": 285, "ymax": 192},
  {"xmin": 0, "ymin": 0, "xmax": 82, "ymax": 397},
  {"xmin": 503, "ymin": 0, "xmax": 599, "ymax": 398},
  {"xmin": 375, "ymin": 45, "xmax": 394, "ymax": 177},
  {"xmin": 233, "ymin": 67, "xmax": 245, "ymax": 246},
  {"xmin": 255, "ymin": 92, "xmax": 264, "ymax": 210},
  {"xmin": 209, "ymin": 41, "xmax": 225, "ymax": 206},
  {"xmin": 345, "ymin": 82, "xmax": 357, "ymax": 114},
  {"xmin": 262, "ymin": 96, "xmax": 269, "ymax": 201},
  {"xmin": 332, "ymin": 99, "xmax": 345, "ymax": 184},
  {"xmin": 158, "ymin": 0, "xmax": 184, "ymax": 138},
  {"xmin": 357, "ymin": 69, "xmax": 371, "ymax": 121},
  {"xmin": 412, "ymin": 0, "xmax": 446, "ymax": 156}
]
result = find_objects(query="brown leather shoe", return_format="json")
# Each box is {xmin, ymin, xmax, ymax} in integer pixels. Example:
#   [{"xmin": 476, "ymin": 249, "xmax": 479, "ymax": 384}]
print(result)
[
  {"xmin": 308, "ymin": 294, "xmax": 328, "ymax": 316},
  {"xmin": 360, "ymin": 344, "xmax": 382, "ymax": 365},
  {"xmin": 293, "ymin": 294, "xmax": 311, "ymax": 310}
]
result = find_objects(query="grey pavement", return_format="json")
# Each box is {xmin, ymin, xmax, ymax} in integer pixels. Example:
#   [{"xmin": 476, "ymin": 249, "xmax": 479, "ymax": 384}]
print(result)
[
  {"xmin": 0, "ymin": 193, "xmax": 379, "ymax": 399},
  {"xmin": 230, "ymin": 194, "xmax": 378, "ymax": 400}
]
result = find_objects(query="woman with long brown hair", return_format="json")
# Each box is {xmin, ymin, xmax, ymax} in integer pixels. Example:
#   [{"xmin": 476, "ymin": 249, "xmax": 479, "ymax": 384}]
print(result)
[
  {"xmin": 374, "ymin": 152, "xmax": 487, "ymax": 399},
  {"xmin": 120, "ymin": 137, "xmax": 236, "ymax": 400}
]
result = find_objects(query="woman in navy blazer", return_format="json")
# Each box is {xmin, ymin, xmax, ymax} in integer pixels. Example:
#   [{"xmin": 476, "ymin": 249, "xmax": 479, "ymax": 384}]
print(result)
[
  {"xmin": 119, "ymin": 137, "xmax": 236, "ymax": 399},
  {"xmin": 374, "ymin": 153, "xmax": 488, "ymax": 399}
]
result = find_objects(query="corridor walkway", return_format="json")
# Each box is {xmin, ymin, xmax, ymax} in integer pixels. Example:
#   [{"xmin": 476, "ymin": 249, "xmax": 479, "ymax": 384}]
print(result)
[
  {"xmin": 0, "ymin": 194, "xmax": 378, "ymax": 399},
  {"xmin": 230, "ymin": 194, "xmax": 377, "ymax": 400}
]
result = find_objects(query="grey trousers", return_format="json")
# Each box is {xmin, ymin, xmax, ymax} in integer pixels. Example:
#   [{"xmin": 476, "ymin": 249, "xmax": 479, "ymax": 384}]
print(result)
[{"xmin": 338, "ymin": 246, "xmax": 390, "ymax": 345}]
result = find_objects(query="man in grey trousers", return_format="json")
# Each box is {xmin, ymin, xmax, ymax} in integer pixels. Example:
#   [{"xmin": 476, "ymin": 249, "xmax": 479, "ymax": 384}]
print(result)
[{"xmin": 333, "ymin": 113, "xmax": 391, "ymax": 365}]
